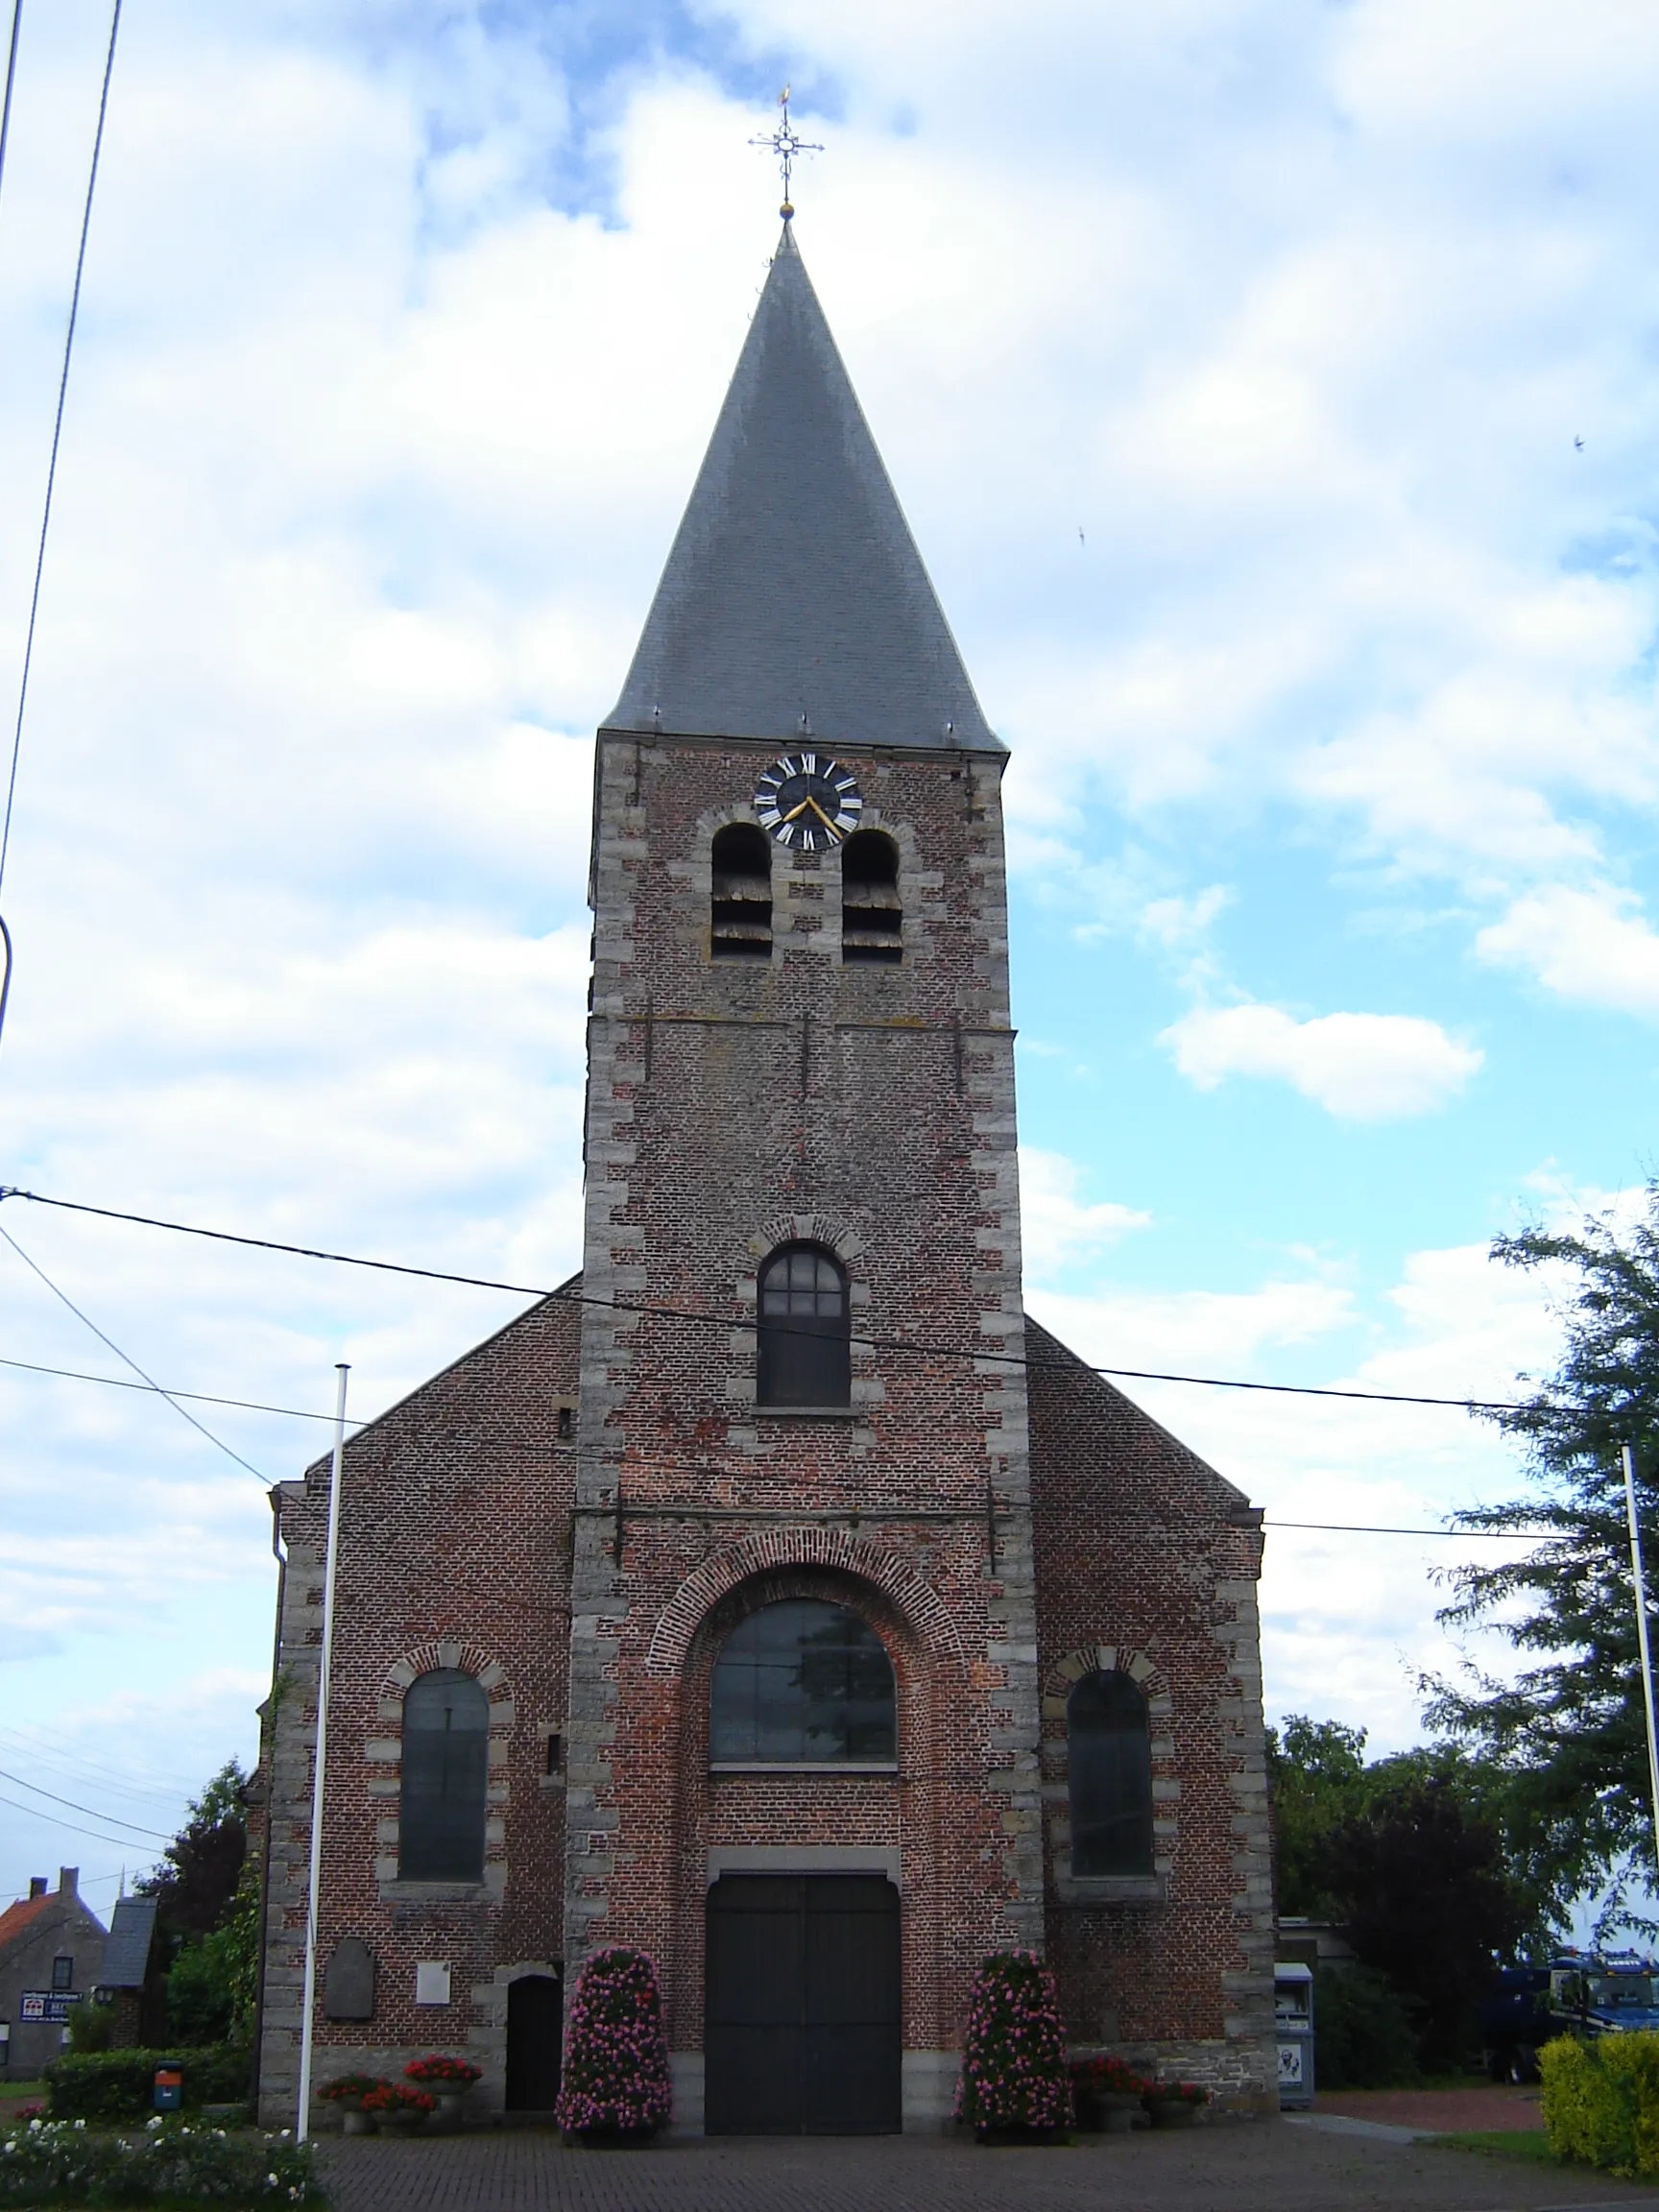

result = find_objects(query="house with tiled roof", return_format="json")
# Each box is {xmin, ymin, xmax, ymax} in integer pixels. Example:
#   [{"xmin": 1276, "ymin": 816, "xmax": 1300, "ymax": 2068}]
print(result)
[{"xmin": 0, "ymin": 1869, "xmax": 107, "ymax": 2079}]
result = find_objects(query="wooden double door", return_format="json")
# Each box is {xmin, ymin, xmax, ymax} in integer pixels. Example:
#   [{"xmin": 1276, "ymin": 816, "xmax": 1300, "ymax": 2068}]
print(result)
[{"xmin": 705, "ymin": 1875, "xmax": 902, "ymax": 2134}]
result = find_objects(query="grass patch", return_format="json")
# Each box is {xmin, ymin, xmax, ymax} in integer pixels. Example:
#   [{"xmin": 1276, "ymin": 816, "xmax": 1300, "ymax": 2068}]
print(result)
[{"xmin": 1432, "ymin": 2129, "xmax": 1560, "ymax": 2165}]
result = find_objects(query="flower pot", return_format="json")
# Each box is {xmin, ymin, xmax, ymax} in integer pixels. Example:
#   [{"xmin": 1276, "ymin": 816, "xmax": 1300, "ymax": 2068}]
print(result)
[
  {"xmin": 566, "ymin": 2125, "xmax": 659, "ymax": 2149},
  {"xmin": 1147, "ymin": 2100, "xmax": 1201, "ymax": 2129},
  {"xmin": 974, "ymin": 2126, "xmax": 1062, "ymax": 2146},
  {"xmin": 1100, "ymin": 2092, "xmax": 1143, "ymax": 2134},
  {"xmin": 341, "ymin": 2110, "xmax": 373, "ymax": 2138},
  {"xmin": 429, "ymin": 2092, "xmax": 466, "ymax": 2134},
  {"xmin": 375, "ymin": 2110, "xmax": 426, "ymax": 2136}
]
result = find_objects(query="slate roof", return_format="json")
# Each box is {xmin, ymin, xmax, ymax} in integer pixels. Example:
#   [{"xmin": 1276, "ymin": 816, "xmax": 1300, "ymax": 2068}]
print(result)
[
  {"xmin": 606, "ymin": 224, "xmax": 1000, "ymax": 756},
  {"xmin": 97, "ymin": 1895, "xmax": 157, "ymax": 1988}
]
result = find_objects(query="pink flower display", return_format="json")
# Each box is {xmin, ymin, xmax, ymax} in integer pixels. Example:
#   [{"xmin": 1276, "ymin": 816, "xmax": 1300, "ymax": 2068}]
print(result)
[
  {"xmin": 953, "ymin": 1951, "xmax": 1072, "ymax": 2137},
  {"xmin": 553, "ymin": 1946, "xmax": 673, "ymax": 2142}
]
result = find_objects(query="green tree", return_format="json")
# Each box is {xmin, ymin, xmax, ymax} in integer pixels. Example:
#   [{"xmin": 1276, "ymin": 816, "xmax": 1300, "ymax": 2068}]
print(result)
[
  {"xmin": 1265, "ymin": 1716, "xmax": 1369, "ymax": 1916},
  {"xmin": 138, "ymin": 1760, "xmax": 248, "ymax": 1937},
  {"xmin": 166, "ymin": 1861, "xmax": 260, "ymax": 2046},
  {"xmin": 1425, "ymin": 1186, "xmax": 1659, "ymax": 1928}
]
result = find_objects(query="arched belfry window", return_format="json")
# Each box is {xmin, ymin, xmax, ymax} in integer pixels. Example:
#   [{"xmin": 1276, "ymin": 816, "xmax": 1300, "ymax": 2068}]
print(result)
[
  {"xmin": 757, "ymin": 1243, "xmax": 850, "ymax": 1407},
  {"xmin": 840, "ymin": 830, "xmax": 902, "ymax": 964},
  {"xmin": 399, "ymin": 1669, "xmax": 489, "ymax": 1881},
  {"xmin": 1068, "ymin": 1670, "xmax": 1154, "ymax": 1877},
  {"xmin": 710, "ymin": 823, "xmax": 772, "ymax": 959},
  {"xmin": 711, "ymin": 1599, "xmax": 896, "ymax": 1764}
]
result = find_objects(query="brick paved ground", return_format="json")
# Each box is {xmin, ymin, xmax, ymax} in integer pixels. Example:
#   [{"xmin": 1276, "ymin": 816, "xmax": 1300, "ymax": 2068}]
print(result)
[
  {"xmin": 1318, "ymin": 2085, "xmax": 1546, "ymax": 2133},
  {"xmin": 315, "ymin": 2125, "xmax": 1659, "ymax": 2212}
]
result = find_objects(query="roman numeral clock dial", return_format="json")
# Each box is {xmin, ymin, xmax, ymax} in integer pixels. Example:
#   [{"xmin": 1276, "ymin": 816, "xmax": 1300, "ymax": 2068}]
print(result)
[{"xmin": 753, "ymin": 753, "xmax": 862, "ymax": 852}]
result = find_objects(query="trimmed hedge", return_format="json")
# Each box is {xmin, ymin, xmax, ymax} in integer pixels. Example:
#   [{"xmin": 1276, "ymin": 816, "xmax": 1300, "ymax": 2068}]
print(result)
[
  {"xmin": 42, "ymin": 2053, "xmax": 251, "ymax": 2126},
  {"xmin": 1540, "ymin": 2031, "xmax": 1659, "ymax": 2176}
]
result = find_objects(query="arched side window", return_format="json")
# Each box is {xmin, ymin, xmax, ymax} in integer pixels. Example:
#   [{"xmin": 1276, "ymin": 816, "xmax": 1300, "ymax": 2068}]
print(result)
[
  {"xmin": 710, "ymin": 824, "xmax": 773, "ymax": 960},
  {"xmin": 399, "ymin": 1668, "xmax": 490, "ymax": 1881},
  {"xmin": 711, "ymin": 1599, "xmax": 896, "ymax": 1764},
  {"xmin": 1068, "ymin": 1670, "xmax": 1154, "ymax": 1878},
  {"xmin": 840, "ymin": 830, "xmax": 902, "ymax": 964},
  {"xmin": 757, "ymin": 1243, "xmax": 850, "ymax": 1407}
]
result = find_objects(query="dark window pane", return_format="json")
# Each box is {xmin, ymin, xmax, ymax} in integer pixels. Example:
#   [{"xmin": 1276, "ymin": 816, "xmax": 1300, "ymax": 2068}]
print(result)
[
  {"xmin": 711, "ymin": 1600, "xmax": 895, "ymax": 1763},
  {"xmin": 400, "ymin": 1668, "xmax": 490, "ymax": 1881},
  {"xmin": 757, "ymin": 1244, "xmax": 850, "ymax": 1406},
  {"xmin": 1068, "ymin": 1670, "xmax": 1154, "ymax": 1877},
  {"xmin": 51, "ymin": 1957, "xmax": 73, "ymax": 1991}
]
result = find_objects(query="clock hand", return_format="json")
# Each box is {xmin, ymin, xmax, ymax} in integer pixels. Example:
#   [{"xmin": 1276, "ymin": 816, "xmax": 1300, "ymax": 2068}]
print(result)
[
  {"xmin": 781, "ymin": 799, "xmax": 813, "ymax": 823},
  {"xmin": 805, "ymin": 796, "xmax": 839, "ymax": 831}
]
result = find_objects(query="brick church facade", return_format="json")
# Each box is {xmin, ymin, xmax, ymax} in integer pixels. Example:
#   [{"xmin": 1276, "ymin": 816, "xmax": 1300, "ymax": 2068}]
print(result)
[{"xmin": 256, "ymin": 221, "xmax": 1276, "ymax": 2134}]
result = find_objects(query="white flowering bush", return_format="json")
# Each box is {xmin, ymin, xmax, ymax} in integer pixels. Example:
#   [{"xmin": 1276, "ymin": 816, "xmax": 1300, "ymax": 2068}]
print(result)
[{"xmin": 0, "ymin": 2114, "xmax": 324, "ymax": 2207}]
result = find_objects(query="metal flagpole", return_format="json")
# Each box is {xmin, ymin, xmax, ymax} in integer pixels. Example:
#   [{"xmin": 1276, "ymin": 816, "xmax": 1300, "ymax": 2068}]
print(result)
[
  {"xmin": 1622, "ymin": 1442, "xmax": 1659, "ymax": 1867},
  {"xmin": 296, "ymin": 1363, "xmax": 349, "ymax": 2143}
]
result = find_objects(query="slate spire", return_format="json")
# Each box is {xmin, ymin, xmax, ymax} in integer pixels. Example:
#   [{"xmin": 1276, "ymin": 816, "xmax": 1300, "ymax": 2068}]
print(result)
[{"xmin": 606, "ymin": 227, "xmax": 999, "ymax": 753}]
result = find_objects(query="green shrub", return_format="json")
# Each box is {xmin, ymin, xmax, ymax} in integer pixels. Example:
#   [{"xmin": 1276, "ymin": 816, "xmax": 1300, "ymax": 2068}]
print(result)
[
  {"xmin": 65, "ymin": 2008, "xmax": 114, "ymax": 2056},
  {"xmin": 1540, "ymin": 2031, "xmax": 1659, "ymax": 2176},
  {"xmin": 42, "ymin": 2052, "xmax": 251, "ymax": 2126},
  {"xmin": 1312, "ymin": 1964, "xmax": 1419, "ymax": 2089},
  {"xmin": 0, "ymin": 2112, "xmax": 321, "ymax": 2206}
]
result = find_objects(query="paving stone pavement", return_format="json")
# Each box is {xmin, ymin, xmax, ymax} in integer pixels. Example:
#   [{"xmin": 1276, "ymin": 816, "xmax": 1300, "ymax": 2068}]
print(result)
[{"xmin": 314, "ymin": 2126, "xmax": 1659, "ymax": 2212}]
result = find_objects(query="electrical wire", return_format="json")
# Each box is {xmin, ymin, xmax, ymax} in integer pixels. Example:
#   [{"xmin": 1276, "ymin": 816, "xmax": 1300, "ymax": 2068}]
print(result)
[
  {"xmin": 0, "ymin": 1350, "xmax": 356, "ymax": 1425},
  {"xmin": 0, "ymin": 1186, "xmax": 1525, "ymax": 1414},
  {"xmin": 0, "ymin": 0, "xmax": 123, "ymax": 900},
  {"xmin": 0, "ymin": 0, "xmax": 22, "ymax": 213},
  {"xmin": 0, "ymin": 1791, "xmax": 162, "ymax": 1855},
  {"xmin": 0, "ymin": 1768, "xmax": 171, "ymax": 1841},
  {"xmin": 0, "ymin": 1222, "xmax": 267, "ymax": 1484}
]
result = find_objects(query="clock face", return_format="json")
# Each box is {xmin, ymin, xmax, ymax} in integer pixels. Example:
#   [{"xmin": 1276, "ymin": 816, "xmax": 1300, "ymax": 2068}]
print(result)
[{"xmin": 753, "ymin": 753, "xmax": 863, "ymax": 852}]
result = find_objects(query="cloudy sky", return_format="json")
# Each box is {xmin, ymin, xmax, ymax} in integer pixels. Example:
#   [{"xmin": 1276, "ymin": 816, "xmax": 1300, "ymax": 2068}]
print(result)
[{"xmin": 2, "ymin": 0, "xmax": 1657, "ymax": 1914}]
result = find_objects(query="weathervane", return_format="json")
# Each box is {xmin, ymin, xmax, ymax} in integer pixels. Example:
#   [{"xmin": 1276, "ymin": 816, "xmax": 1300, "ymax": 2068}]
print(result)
[{"xmin": 751, "ymin": 85, "xmax": 821, "ymax": 222}]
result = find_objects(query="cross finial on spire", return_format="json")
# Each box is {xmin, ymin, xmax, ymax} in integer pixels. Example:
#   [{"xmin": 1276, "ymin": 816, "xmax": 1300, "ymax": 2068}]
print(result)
[{"xmin": 750, "ymin": 84, "xmax": 821, "ymax": 223}]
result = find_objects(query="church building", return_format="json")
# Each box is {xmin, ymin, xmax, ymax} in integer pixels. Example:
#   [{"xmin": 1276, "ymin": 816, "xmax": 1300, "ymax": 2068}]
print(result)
[{"xmin": 255, "ymin": 218, "xmax": 1276, "ymax": 2135}]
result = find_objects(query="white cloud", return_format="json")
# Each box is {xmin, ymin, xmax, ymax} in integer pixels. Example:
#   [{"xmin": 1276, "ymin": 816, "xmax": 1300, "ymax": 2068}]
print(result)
[
  {"xmin": 1478, "ymin": 884, "xmax": 1659, "ymax": 1017},
  {"xmin": 1160, "ymin": 1001, "xmax": 1482, "ymax": 1118},
  {"xmin": 1017, "ymin": 1149, "xmax": 1149, "ymax": 1282}
]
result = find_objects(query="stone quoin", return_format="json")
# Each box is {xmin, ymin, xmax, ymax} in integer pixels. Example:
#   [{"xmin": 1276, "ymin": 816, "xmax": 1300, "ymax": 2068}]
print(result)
[{"xmin": 255, "ymin": 220, "xmax": 1276, "ymax": 2135}]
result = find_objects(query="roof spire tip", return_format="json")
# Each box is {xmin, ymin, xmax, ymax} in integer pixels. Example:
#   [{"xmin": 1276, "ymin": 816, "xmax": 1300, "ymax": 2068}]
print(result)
[{"xmin": 752, "ymin": 85, "xmax": 819, "ymax": 224}]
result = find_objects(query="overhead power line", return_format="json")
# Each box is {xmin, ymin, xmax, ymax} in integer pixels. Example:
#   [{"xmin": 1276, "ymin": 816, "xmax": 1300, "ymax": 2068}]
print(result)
[
  {"xmin": 0, "ymin": 1221, "xmax": 267, "ymax": 1484},
  {"xmin": 0, "ymin": 0, "xmax": 123, "ymax": 903},
  {"xmin": 0, "ymin": 1791, "xmax": 161, "ymax": 1856},
  {"xmin": 0, "ymin": 1767, "xmax": 171, "ymax": 1841},
  {"xmin": 0, "ymin": 1186, "xmax": 1525, "ymax": 1413},
  {"xmin": 0, "ymin": 1350, "xmax": 356, "ymax": 1425}
]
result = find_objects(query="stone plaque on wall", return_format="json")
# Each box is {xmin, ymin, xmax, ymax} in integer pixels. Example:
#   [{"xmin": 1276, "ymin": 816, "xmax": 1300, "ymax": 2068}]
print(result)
[{"xmin": 324, "ymin": 1937, "xmax": 375, "ymax": 2022}]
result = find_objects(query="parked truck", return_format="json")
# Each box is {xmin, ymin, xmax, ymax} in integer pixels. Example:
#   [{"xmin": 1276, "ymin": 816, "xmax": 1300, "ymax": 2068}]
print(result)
[{"xmin": 1478, "ymin": 1951, "xmax": 1659, "ymax": 2081}]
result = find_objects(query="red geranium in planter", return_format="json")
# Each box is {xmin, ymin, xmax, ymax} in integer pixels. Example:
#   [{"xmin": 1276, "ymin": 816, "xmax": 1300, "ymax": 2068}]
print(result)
[{"xmin": 404, "ymin": 2057, "xmax": 482, "ymax": 2089}]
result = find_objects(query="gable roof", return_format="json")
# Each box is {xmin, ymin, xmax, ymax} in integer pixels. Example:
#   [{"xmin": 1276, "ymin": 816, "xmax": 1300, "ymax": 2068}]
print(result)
[
  {"xmin": 605, "ymin": 224, "xmax": 1000, "ymax": 756},
  {"xmin": 98, "ymin": 1895, "xmax": 158, "ymax": 1988},
  {"xmin": 0, "ymin": 1890, "xmax": 58, "ymax": 1960}
]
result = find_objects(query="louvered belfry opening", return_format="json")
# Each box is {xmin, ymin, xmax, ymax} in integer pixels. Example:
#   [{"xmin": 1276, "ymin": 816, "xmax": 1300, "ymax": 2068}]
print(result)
[
  {"xmin": 711, "ymin": 823, "xmax": 773, "ymax": 958},
  {"xmin": 840, "ymin": 830, "xmax": 902, "ymax": 964}
]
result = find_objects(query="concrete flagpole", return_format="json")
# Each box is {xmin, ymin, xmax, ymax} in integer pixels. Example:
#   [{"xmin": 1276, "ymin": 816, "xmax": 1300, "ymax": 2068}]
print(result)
[{"xmin": 296, "ymin": 1363, "xmax": 349, "ymax": 2142}]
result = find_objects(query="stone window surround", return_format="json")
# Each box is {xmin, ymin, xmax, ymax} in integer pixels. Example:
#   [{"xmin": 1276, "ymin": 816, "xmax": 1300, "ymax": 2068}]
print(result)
[
  {"xmin": 1042, "ymin": 1643, "xmax": 1174, "ymax": 1908},
  {"xmin": 364, "ymin": 1641, "xmax": 517, "ymax": 1903},
  {"xmin": 730, "ymin": 1211, "xmax": 878, "ymax": 1419}
]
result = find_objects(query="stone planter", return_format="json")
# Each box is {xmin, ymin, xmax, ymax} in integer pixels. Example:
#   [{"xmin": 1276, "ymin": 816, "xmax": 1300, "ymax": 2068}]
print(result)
[
  {"xmin": 1099, "ymin": 2092, "xmax": 1144, "ymax": 2134},
  {"xmin": 1146, "ymin": 2100, "xmax": 1202, "ymax": 2129},
  {"xmin": 375, "ymin": 2110, "xmax": 426, "ymax": 2137},
  {"xmin": 341, "ymin": 2110, "xmax": 373, "ymax": 2138},
  {"xmin": 429, "ymin": 2091, "xmax": 467, "ymax": 2135}
]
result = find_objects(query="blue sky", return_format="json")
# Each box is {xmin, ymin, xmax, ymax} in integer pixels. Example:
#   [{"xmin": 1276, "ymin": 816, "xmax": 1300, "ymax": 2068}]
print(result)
[{"xmin": 2, "ymin": 0, "xmax": 1658, "ymax": 1914}]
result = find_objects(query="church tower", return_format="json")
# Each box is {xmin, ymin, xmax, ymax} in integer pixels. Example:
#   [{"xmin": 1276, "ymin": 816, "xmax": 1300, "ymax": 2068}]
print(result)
[{"xmin": 565, "ymin": 223, "xmax": 1044, "ymax": 2133}]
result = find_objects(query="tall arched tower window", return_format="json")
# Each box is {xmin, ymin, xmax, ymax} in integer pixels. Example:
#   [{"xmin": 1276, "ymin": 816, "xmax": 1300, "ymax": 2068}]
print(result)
[
  {"xmin": 711, "ymin": 1599, "xmax": 895, "ymax": 1763},
  {"xmin": 710, "ymin": 823, "xmax": 773, "ymax": 959},
  {"xmin": 1067, "ymin": 1670, "xmax": 1154, "ymax": 1877},
  {"xmin": 840, "ymin": 830, "xmax": 902, "ymax": 963},
  {"xmin": 757, "ymin": 1243, "xmax": 850, "ymax": 1407},
  {"xmin": 399, "ymin": 1669, "xmax": 489, "ymax": 1881}
]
